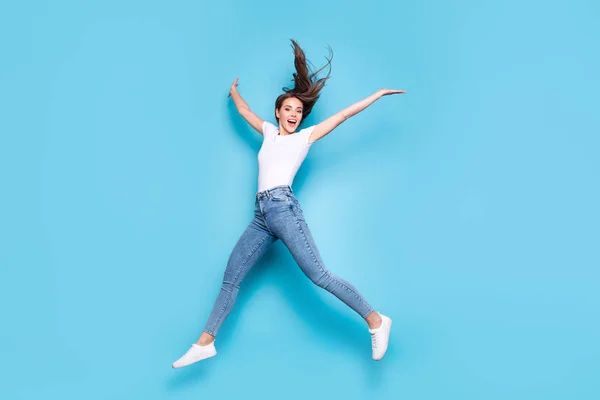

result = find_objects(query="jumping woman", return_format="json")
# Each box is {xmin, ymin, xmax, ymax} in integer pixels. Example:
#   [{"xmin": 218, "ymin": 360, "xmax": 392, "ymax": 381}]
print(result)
[{"xmin": 173, "ymin": 39, "xmax": 405, "ymax": 368}]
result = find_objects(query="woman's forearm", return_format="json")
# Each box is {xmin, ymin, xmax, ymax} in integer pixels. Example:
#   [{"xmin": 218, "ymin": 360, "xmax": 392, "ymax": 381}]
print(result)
[
  {"xmin": 230, "ymin": 88, "xmax": 251, "ymax": 112},
  {"xmin": 341, "ymin": 91, "xmax": 382, "ymax": 120},
  {"xmin": 310, "ymin": 88, "xmax": 404, "ymax": 142}
]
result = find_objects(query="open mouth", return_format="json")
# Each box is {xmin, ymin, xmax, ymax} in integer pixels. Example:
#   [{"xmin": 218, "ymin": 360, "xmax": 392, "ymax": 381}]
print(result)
[{"xmin": 287, "ymin": 119, "xmax": 297, "ymax": 129}]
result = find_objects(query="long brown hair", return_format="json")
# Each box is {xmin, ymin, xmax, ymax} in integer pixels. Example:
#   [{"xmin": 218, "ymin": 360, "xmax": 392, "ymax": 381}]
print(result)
[{"xmin": 275, "ymin": 39, "xmax": 333, "ymax": 123}]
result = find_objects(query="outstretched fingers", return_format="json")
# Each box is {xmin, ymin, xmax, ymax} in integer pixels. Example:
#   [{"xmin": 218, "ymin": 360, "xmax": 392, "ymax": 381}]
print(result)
[
  {"xmin": 381, "ymin": 89, "xmax": 406, "ymax": 96},
  {"xmin": 228, "ymin": 77, "xmax": 239, "ymax": 98}
]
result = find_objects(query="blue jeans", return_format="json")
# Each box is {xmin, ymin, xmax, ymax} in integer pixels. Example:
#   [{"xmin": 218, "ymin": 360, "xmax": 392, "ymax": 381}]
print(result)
[{"xmin": 203, "ymin": 185, "xmax": 374, "ymax": 336}]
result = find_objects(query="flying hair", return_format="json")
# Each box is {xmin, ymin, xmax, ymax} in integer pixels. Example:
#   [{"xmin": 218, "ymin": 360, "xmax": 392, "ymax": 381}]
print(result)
[{"xmin": 275, "ymin": 39, "xmax": 333, "ymax": 122}]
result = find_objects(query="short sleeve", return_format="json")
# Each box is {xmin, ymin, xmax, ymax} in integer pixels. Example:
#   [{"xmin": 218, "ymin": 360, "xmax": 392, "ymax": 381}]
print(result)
[
  {"xmin": 262, "ymin": 121, "xmax": 279, "ymax": 138},
  {"xmin": 300, "ymin": 125, "xmax": 316, "ymax": 145}
]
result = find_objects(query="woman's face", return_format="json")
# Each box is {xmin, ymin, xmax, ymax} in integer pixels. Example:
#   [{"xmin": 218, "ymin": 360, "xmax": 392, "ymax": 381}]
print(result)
[{"xmin": 276, "ymin": 97, "xmax": 303, "ymax": 133}]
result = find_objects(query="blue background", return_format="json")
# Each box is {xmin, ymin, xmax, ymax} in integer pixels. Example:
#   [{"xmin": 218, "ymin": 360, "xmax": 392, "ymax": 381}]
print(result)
[{"xmin": 1, "ymin": 0, "xmax": 599, "ymax": 399}]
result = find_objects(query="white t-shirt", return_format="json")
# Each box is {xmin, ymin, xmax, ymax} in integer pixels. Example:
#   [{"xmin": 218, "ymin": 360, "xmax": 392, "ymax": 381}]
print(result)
[{"xmin": 257, "ymin": 121, "xmax": 315, "ymax": 192}]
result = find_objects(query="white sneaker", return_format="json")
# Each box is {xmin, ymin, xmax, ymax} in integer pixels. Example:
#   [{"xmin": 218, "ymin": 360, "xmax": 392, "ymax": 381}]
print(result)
[
  {"xmin": 369, "ymin": 313, "xmax": 392, "ymax": 361},
  {"xmin": 172, "ymin": 342, "xmax": 217, "ymax": 368}
]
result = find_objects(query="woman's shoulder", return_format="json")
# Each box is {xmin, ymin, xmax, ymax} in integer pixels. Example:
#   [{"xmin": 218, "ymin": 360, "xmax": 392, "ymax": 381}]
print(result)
[
  {"xmin": 298, "ymin": 125, "xmax": 316, "ymax": 144},
  {"xmin": 262, "ymin": 121, "xmax": 279, "ymax": 137}
]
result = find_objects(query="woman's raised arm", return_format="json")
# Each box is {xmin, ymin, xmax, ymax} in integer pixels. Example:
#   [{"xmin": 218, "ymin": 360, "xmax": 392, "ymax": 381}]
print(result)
[
  {"xmin": 228, "ymin": 77, "xmax": 264, "ymax": 135},
  {"xmin": 309, "ymin": 89, "xmax": 405, "ymax": 143}
]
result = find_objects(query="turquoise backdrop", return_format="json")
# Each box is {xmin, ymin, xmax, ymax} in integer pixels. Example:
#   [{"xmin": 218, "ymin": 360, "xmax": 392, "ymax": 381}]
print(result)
[{"xmin": 1, "ymin": 0, "xmax": 598, "ymax": 399}]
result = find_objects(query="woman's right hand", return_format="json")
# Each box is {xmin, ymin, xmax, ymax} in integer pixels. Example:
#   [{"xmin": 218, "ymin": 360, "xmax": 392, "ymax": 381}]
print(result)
[{"xmin": 228, "ymin": 77, "xmax": 239, "ymax": 97}]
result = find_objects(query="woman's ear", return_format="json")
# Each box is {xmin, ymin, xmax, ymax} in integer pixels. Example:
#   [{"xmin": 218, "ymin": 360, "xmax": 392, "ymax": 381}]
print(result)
[{"xmin": 275, "ymin": 108, "xmax": 280, "ymax": 119}]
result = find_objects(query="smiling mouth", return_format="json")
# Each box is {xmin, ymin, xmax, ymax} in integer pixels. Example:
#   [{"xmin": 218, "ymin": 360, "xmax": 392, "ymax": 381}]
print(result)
[{"xmin": 287, "ymin": 119, "xmax": 297, "ymax": 128}]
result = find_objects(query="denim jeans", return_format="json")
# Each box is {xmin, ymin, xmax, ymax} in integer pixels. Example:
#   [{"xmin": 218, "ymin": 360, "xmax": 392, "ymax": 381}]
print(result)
[{"xmin": 203, "ymin": 185, "xmax": 374, "ymax": 336}]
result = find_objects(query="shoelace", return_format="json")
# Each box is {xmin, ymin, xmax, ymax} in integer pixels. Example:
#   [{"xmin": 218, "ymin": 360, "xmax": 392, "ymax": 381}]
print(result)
[{"xmin": 371, "ymin": 332, "xmax": 379, "ymax": 348}]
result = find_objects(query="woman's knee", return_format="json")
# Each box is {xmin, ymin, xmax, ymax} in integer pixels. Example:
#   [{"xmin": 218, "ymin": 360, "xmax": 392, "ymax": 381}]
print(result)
[
  {"xmin": 310, "ymin": 269, "xmax": 334, "ymax": 289},
  {"xmin": 221, "ymin": 270, "xmax": 241, "ymax": 294},
  {"xmin": 221, "ymin": 279, "xmax": 237, "ymax": 294}
]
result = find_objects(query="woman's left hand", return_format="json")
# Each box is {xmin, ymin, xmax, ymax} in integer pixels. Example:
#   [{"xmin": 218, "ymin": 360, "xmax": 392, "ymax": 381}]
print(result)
[{"xmin": 377, "ymin": 89, "xmax": 406, "ymax": 97}]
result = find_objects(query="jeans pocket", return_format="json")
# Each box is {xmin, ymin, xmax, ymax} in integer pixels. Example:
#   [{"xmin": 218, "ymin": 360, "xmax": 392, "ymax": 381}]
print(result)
[
  {"xmin": 270, "ymin": 193, "xmax": 291, "ymax": 202},
  {"xmin": 291, "ymin": 199, "xmax": 306, "ymax": 221}
]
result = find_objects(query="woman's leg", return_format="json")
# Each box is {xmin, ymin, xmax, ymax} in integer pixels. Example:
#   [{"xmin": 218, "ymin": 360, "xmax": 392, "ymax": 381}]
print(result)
[
  {"xmin": 268, "ymin": 197, "xmax": 376, "ymax": 322},
  {"xmin": 265, "ymin": 197, "xmax": 392, "ymax": 360},
  {"xmin": 201, "ymin": 213, "xmax": 277, "ymax": 341},
  {"xmin": 172, "ymin": 204, "xmax": 277, "ymax": 368}
]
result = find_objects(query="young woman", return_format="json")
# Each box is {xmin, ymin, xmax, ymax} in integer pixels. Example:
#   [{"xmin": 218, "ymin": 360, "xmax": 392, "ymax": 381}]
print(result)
[{"xmin": 173, "ymin": 40, "xmax": 405, "ymax": 367}]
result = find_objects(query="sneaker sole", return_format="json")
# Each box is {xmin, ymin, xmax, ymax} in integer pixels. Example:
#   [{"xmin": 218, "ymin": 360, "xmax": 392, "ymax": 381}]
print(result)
[{"xmin": 172, "ymin": 350, "xmax": 217, "ymax": 368}]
